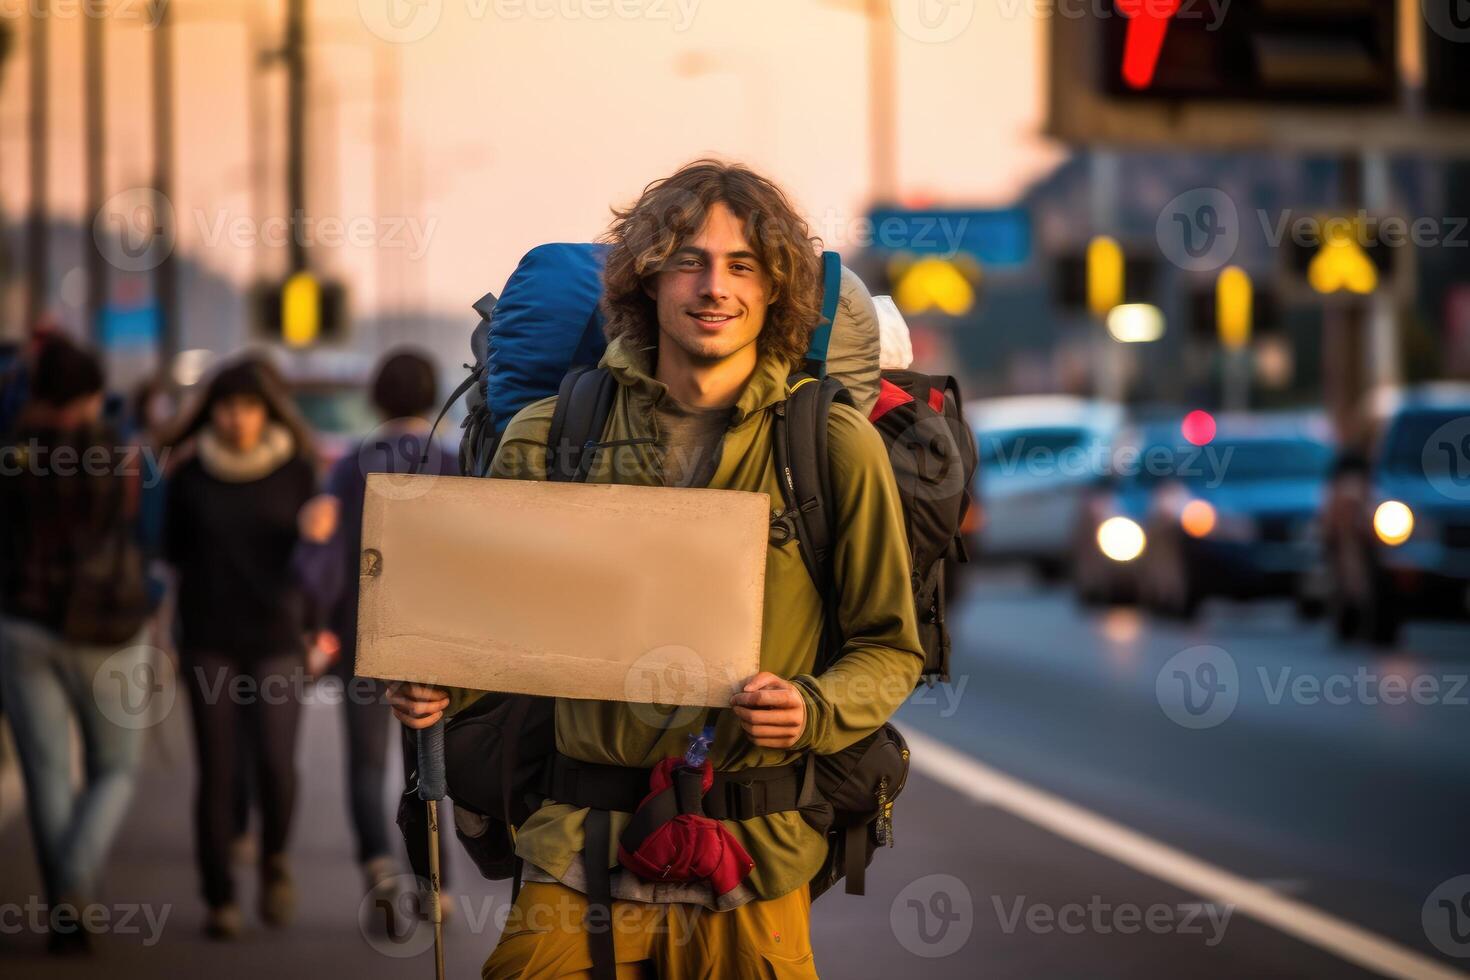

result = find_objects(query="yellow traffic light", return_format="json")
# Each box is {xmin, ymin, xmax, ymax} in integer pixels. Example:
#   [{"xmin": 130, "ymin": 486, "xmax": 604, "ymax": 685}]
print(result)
[
  {"xmin": 282, "ymin": 271, "xmax": 321, "ymax": 348},
  {"xmin": 1308, "ymin": 222, "xmax": 1377, "ymax": 295},
  {"xmin": 1087, "ymin": 236, "xmax": 1124, "ymax": 317},
  {"xmin": 1216, "ymin": 265, "xmax": 1252, "ymax": 350},
  {"xmin": 893, "ymin": 257, "xmax": 976, "ymax": 317}
]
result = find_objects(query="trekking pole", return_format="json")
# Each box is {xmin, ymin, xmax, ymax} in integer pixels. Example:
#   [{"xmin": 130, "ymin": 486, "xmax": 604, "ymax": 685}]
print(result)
[{"xmin": 417, "ymin": 719, "xmax": 447, "ymax": 980}]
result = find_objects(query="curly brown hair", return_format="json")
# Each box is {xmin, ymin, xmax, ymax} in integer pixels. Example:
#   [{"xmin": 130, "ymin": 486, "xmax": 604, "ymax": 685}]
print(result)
[{"xmin": 599, "ymin": 160, "xmax": 823, "ymax": 369}]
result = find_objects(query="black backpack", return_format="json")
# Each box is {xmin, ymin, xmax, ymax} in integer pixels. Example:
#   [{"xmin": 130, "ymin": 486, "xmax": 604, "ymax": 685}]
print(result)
[
  {"xmin": 400, "ymin": 250, "xmax": 978, "ymax": 896},
  {"xmin": 531, "ymin": 361, "xmax": 976, "ymax": 898}
]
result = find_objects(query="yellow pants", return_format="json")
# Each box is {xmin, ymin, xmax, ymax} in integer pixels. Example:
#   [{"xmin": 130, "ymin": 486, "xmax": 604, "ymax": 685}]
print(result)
[{"xmin": 481, "ymin": 880, "xmax": 819, "ymax": 979}]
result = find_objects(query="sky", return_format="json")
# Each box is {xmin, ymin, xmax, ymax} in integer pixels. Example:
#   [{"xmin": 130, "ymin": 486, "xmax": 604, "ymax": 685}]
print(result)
[{"xmin": 1, "ymin": 0, "xmax": 1064, "ymax": 322}]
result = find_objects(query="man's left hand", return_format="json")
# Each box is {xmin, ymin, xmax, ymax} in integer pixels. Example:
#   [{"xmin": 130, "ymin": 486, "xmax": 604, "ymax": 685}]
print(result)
[{"xmin": 731, "ymin": 672, "xmax": 806, "ymax": 749}]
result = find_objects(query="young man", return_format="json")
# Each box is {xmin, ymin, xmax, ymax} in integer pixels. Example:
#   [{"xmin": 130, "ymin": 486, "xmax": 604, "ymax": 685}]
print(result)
[{"xmin": 388, "ymin": 161, "xmax": 923, "ymax": 979}]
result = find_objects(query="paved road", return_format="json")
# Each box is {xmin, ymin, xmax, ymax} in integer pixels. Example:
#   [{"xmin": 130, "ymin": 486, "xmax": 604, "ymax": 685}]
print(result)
[{"xmin": 1, "ymin": 572, "xmax": 1464, "ymax": 977}]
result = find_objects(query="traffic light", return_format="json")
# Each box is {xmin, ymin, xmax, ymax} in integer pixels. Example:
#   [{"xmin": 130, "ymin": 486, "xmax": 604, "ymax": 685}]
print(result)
[
  {"xmin": 1216, "ymin": 266, "xmax": 1252, "ymax": 350},
  {"xmin": 1190, "ymin": 279, "xmax": 1279, "ymax": 343},
  {"xmin": 1280, "ymin": 215, "xmax": 1391, "ymax": 294},
  {"xmin": 1054, "ymin": 249, "xmax": 1159, "ymax": 313},
  {"xmin": 1098, "ymin": 0, "xmax": 1398, "ymax": 105},
  {"xmin": 254, "ymin": 274, "xmax": 348, "ymax": 346},
  {"xmin": 1087, "ymin": 236, "xmax": 1125, "ymax": 317}
]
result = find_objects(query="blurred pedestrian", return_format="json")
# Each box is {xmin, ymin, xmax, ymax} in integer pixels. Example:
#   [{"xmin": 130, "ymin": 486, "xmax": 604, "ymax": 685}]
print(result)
[
  {"xmin": 295, "ymin": 349, "xmax": 457, "ymax": 909},
  {"xmin": 0, "ymin": 336, "xmax": 153, "ymax": 955},
  {"xmin": 161, "ymin": 356, "xmax": 319, "ymax": 939}
]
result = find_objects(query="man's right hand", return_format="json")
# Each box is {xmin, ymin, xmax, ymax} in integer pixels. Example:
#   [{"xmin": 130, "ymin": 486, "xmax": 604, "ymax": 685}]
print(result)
[{"xmin": 387, "ymin": 681, "xmax": 451, "ymax": 729}]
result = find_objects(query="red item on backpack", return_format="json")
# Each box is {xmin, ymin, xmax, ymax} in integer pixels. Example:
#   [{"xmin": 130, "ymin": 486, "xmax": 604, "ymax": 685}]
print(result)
[{"xmin": 617, "ymin": 758, "xmax": 754, "ymax": 897}]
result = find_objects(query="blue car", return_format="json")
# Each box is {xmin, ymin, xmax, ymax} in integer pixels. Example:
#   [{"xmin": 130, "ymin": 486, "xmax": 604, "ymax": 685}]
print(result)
[
  {"xmin": 1325, "ymin": 386, "xmax": 1470, "ymax": 646},
  {"xmin": 1132, "ymin": 415, "xmax": 1334, "ymax": 620}
]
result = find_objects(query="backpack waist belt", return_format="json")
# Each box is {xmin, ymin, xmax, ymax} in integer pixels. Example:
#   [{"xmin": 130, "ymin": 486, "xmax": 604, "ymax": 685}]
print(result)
[
  {"xmin": 544, "ymin": 750, "xmax": 812, "ymax": 821},
  {"xmin": 550, "ymin": 750, "xmax": 820, "ymax": 980}
]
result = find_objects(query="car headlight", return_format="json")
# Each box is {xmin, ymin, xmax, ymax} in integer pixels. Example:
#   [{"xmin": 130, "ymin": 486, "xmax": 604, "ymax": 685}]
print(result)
[
  {"xmin": 1373, "ymin": 500, "xmax": 1414, "ymax": 547},
  {"xmin": 1097, "ymin": 517, "xmax": 1146, "ymax": 563}
]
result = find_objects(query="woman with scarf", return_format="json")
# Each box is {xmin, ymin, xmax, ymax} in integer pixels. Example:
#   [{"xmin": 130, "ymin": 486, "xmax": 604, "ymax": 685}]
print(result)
[{"xmin": 162, "ymin": 356, "xmax": 319, "ymax": 939}]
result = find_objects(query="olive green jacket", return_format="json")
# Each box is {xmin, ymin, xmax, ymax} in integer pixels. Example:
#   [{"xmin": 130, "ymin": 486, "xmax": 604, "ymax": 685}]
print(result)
[{"xmin": 446, "ymin": 335, "xmax": 924, "ymax": 901}]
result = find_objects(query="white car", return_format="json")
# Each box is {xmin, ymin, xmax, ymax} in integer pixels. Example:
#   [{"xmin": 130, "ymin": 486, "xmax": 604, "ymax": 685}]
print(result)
[{"xmin": 967, "ymin": 396, "xmax": 1123, "ymax": 580}]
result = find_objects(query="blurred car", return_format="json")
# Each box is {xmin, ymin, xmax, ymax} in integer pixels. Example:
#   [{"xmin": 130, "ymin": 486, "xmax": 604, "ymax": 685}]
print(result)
[
  {"xmin": 1072, "ymin": 419, "xmax": 1180, "ymax": 605},
  {"xmin": 966, "ymin": 396, "xmax": 1122, "ymax": 581},
  {"xmin": 290, "ymin": 379, "xmax": 379, "ymax": 470},
  {"xmin": 1324, "ymin": 385, "xmax": 1470, "ymax": 647},
  {"xmin": 1133, "ymin": 413, "xmax": 1334, "ymax": 620}
]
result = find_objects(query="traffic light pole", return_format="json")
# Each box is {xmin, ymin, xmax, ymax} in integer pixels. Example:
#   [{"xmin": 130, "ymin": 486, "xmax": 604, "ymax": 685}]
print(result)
[
  {"xmin": 152, "ymin": 0, "xmax": 178, "ymax": 368},
  {"xmin": 1361, "ymin": 149, "xmax": 1401, "ymax": 393},
  {"xmin": 285, "ymin": 0, "xmax": 307, "ymax": 275},
  {"xmin": 26, "ymin": 4, "xmax": 47, "ymax": 331},
  {"xmin": 1090, "ymin": 151, "xmax": 1126, "ymax": 404},
  {"xmin": 85, "ymin": 10, "xmax": 106, "ymax": 348}
]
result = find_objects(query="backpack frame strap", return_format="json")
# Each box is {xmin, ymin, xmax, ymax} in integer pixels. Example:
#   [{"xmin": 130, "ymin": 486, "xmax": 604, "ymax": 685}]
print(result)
[
  {"xmin": 802, "ymin": 251, "xmax": 844, "ymax": 378},
  {"xmin": 773, "ymin": 373, "xmax": 853, "ymax": 673},
  {"xmin": 546, "ymin": 366, "xmax": 618, "ymax": 483}
]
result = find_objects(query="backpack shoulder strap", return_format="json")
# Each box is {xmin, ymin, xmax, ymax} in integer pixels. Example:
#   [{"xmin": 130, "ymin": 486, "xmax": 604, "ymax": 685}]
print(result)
[
  {"xmin": 774, "ymin": 372, "xmax": 853, "ymax": 673},
  {"xmin": 801, "ymin": 252, "xmax": 844, "ymax": 379},
  {"xmin": 546, "ymin": 366, "xmax": 618, "ymax": 483}
]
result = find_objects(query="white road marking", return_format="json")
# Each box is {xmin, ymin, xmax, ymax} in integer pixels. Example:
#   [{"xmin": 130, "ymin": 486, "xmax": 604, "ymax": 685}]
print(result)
[{"xmin": 900, "ymin": 725, "xmax": 1466, "ymax": 980}]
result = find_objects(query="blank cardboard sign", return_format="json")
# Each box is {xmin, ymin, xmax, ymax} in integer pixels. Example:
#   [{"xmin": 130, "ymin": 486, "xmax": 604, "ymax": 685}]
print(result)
[{"xmin": 354, "ymin": 473, "xmax": 769, "ymax": 707}]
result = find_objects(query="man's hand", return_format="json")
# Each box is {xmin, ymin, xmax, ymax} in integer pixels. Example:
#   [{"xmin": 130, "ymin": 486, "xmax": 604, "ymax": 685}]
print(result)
[
  {"xmin": 297, "ymin": 494, "xmax": 340, "ymax": 544},
  {"xmin": 387, "ymin": 681, "xmax": 451, "ymax": 730},
  {"xmin": 730, "ymin": 672, "xmax": 806, "ymax": 749}
]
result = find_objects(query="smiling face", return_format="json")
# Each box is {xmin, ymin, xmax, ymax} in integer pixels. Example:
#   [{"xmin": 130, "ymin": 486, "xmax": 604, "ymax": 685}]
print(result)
[{"xmin": 646, "ymin": 201, "xmax": 772, "ymax": 367}]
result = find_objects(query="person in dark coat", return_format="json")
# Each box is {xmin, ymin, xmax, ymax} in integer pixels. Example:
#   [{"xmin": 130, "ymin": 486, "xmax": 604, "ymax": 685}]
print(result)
[
  {"xmin": 0, "ymin": 336, "xmax": 153, "ymax": 955},
  {"xmin": 161, "ymin": 355, "xmax": 319, "ymax": 939}
]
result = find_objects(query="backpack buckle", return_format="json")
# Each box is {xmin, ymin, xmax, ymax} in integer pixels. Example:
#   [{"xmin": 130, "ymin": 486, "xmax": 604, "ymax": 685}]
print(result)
[{"xmin": 769, "ymin": 509, "xmax": 798, "ymax": 545}]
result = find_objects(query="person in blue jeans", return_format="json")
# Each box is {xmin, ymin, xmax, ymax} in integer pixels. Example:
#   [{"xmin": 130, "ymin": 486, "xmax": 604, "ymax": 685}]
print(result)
[
  {"xmin": 0, "ymin": 337, "xmax": 154, "ymax": 955},
  {"xmin": 295, "ymin": 349, "xmax": 458, "ymax": 909}
]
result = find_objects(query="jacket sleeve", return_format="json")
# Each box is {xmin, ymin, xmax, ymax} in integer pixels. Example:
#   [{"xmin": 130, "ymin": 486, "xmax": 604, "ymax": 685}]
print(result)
[
  {"xmin": 291, "ymin": 453, "xmax": 354, "ymax": 629},
  {"xmin": 790, "ymin": 402, "xmax": 924, "ymax": 755},
  {"xmin": 442, "ymin": 397, "xmax": 556, "ymax": 718}
]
